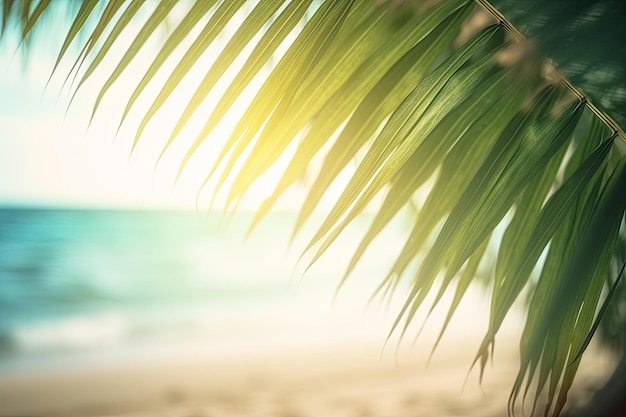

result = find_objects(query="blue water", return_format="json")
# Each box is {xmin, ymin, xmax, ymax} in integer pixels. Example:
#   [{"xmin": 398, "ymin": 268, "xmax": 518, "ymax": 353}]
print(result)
[{"xmin": 0, "ymin": 208, "xmax": 405, "ymax": 371}]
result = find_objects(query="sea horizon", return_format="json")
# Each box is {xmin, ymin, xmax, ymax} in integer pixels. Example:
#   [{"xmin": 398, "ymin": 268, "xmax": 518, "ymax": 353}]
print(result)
[{"xmin": 0, "ymin": 207, "xmax": 424, "ymax": 374}]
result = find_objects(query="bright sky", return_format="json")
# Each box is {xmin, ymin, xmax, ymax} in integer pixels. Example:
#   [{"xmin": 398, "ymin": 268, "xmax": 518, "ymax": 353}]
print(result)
[{"xmin": 0, "ymin": 2, "xmax": 326, "ymax": 210}]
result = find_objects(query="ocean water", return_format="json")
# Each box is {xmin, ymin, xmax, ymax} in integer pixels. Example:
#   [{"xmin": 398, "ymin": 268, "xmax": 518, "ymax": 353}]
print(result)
[{"xmin": 0, "ymin": 208, "xmax": 410, "ymax": 372}]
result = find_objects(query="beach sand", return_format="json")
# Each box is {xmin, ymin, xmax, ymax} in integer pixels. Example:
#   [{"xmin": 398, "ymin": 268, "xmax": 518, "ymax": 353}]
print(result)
[
  {"xmin": 0, "ymin": 297, "xmax": 617, "ymax": 417},
  {"xmin": 0, "ymin": 338, "xmax": 614, "ymax": 417},
  {"xmin": 0, "ymin": 282, "xmax": 614, "ymax": 417}
]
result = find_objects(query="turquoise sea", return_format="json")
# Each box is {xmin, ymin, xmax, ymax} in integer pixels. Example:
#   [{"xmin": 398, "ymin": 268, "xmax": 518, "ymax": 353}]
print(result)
[{"xmin": 0, "ymin": 208, "xmax": 409, "ymax": 372}]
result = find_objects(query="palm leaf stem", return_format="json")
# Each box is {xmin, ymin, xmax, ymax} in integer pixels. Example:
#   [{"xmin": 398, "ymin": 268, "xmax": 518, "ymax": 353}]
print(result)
[{"xmin": 475, "ymin": 0, "xmax": 626, "ymax": 142}]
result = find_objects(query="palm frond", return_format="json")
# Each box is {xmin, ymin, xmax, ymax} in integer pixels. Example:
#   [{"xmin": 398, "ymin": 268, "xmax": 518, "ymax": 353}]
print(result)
[{"xmin": 4, "ymin": 1, "xmax": 626, "ymax": 415}]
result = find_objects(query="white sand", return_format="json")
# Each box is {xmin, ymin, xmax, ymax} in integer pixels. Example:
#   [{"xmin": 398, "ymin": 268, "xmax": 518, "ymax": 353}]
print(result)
[{"xmin": 0, "ymin": 291, "xmax": 617, "ymax": 417}]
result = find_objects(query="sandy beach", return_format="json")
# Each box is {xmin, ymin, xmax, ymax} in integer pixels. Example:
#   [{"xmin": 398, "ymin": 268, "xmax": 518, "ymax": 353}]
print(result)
[{"xmin": 0, "ymin": 293, "xmax": 617, "ymax": 417}]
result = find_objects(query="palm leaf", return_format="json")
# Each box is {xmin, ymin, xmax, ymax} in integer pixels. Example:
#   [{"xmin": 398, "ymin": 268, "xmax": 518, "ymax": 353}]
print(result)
[
  {"xmin": 291, "ymin": 2, "xmax": 472, "ymax": 236},
  {"xmin": 4, "ymin": 1, "xmax": 626, "ymax": 416},
  {"xmin": 175, "ymin": 0, "xmax": 315, "ymax": 182}
]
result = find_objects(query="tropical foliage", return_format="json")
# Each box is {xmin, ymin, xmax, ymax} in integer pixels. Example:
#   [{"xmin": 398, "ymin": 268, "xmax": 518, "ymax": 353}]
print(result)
[{"xmin": 3, "ymin": 0, "xmax": 626, "ymax": 415}]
